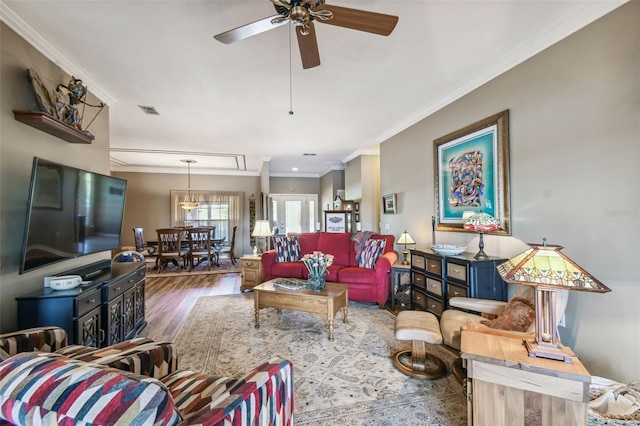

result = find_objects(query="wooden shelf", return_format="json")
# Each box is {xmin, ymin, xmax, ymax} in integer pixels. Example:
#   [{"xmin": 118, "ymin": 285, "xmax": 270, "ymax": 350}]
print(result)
[{"xmin": 13, "ymin": 110, "xmax": 94, "ymax": 144}]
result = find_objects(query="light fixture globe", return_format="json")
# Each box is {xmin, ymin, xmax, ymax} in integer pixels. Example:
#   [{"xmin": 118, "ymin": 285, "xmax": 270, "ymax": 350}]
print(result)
[{"xmin": 179, "ymin": 159, "xmax": 199, "ymax": 211}]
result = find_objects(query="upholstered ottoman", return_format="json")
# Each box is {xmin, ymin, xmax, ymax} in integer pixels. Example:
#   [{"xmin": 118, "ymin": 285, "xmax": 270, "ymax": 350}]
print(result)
[{"xmin": 392, "ymin": 310, "xmax": 446, "ymax": 379}]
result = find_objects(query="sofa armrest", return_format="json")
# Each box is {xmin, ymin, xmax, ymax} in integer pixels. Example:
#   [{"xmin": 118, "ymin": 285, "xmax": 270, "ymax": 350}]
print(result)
[
  {"xmin": 448, "ymin": 297, "xmax": 508, "ymax": 315},
  {"xmin": 59, "ymin": 338, "xmax": 179, "ymax": 380},
  {"xmin": 374, "ymin": 251, "xmax": 398, "ymax": 285},
  {"xmin": 261, "ymin": 249, "xmax": 277, "ymax": 281},
  {"xmin": 182, "ymin": 358, "xmax": 294, "ymax": 426},
  {"xmin": 0, "ymin": 326, "xmax": 68, "ymax": 361}
]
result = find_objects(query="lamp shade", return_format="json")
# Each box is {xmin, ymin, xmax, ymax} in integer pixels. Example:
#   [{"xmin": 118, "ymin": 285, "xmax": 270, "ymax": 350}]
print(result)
[
  {"xmin": 251, "ymin": 220, "xmax": 272, "ymax": 237},
  {"xmin": 463, "ymin": 212, "xmax": 501, "ymax": 232},
  {"xmin": 497, "ymin": 239, "xmax": 610, "ymax": 363},
  {"xmin": 497, "ymin": 242, "xmax": 611, "ymax": 293},
  {"xmin": 397, "ymin": 231, "xmax": 416, "ymax": 245}
]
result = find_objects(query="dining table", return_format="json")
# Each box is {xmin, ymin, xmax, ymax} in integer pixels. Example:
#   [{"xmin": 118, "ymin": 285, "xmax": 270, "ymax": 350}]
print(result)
[{"xmin": 145, "ymin": 235, "xmax": 226, "ymax": 267}]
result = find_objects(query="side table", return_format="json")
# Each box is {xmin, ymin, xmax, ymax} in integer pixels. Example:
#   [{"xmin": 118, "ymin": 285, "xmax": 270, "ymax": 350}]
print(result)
[
  {"xmin": 390, "ymin": 263, "xmax": 411, "ymax": 311},
  {"xmin": 240, "ymin": 254, "xmax": 263, "ymax": 291},
  {"xmin": 461, "ymin": 331, "xmax": 591, "ymax": 425}
]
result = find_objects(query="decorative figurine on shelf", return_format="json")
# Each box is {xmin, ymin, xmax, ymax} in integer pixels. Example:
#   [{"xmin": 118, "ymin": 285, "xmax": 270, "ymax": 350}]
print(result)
[
  {"xmin": 55, "ymin": 76, "xmax": 105, "ymax": 133},
  {"xmin": 56, "ymin": 77, "xmax": 86, "ymax": 129}
]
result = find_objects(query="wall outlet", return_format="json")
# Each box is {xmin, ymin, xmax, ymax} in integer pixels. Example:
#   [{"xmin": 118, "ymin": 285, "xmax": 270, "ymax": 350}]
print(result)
[{"xmin": 558, "ymin": 313, "xmax": 566, "ymax": 327}]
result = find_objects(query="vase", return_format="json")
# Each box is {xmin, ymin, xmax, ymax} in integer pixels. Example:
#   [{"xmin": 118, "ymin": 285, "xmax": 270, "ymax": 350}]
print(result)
[{"xmin": 306, "ymin": 274, "xmax": 326, "ymax": 291}]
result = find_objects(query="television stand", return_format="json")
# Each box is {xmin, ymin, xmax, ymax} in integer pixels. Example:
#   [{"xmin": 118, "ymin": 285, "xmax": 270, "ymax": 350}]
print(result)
[{"xmin": 16, "ymin": 260, "xmax": 146, "ymax": 348}]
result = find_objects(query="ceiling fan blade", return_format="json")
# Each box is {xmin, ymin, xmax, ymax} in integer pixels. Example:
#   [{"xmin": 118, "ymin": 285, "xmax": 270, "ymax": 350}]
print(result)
[
  {"xmin": 296, "ymin": 22, "xmax": 320, "ymax": 69},
  {"xmin": 316, "ymin": 4, "xmax": 398, "ymax": 36},
  {"xmin": 214, "ymin": 15, "xmax": 287, "ymax": 44}
]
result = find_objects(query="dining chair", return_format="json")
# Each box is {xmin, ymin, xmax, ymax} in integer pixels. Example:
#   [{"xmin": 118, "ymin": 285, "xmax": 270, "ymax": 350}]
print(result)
[
  {"xmin": 218, "ymin": 225, "xmax": 237, "ymax": 265},
  {"xmin": 186, "ymin": 227, "xmax": 214, "ymax": 271},
  {"xmin": 155, "ymin": 228, "xmax": 188, "ymax": 272},
  {"xmin": 132, "ymin": 228, "xmax": 156, "ymax": 260}
]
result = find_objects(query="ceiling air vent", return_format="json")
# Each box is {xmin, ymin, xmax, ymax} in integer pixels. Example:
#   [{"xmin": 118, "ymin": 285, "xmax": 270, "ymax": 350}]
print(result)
[{"xmin": 138, "ymin": 105, "xmax": 160, "ymax": 115}]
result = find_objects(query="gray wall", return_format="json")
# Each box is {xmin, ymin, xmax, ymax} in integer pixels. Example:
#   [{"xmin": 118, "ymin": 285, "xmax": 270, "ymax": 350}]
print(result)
[
  {"xmin": 380, "ymin": 3, "xmax": 639, "ymax": 382},
  {"xmin": 0, "ymin": 23, "xmax": 112, "ymax": 331}
]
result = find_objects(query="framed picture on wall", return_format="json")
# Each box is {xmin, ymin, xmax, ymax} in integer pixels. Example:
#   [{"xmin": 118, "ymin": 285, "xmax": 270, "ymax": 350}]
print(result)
[
  {"xmin": 382, "ymin": 194, "xmax": 397, "ymax": 214},
  {"xmin": 434, "ymin": 110, "xmax": 511, "ymax": 234}
]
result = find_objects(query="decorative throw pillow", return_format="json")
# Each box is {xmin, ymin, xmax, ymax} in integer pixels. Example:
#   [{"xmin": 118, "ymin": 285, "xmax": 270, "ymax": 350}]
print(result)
[
  {"xmin": 358, "ymin": 239, "xmax": 386, "ymax": 269},
  {"xmin": 480, "ymin": 297, "xmax": 536, "ymax": 332},
  {"xmin": 273, "ymin": 236, "xmax": 301, "ymax": 263}
]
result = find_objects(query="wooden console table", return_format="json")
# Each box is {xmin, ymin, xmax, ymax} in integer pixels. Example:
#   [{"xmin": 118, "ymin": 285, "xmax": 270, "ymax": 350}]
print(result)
[{"xmin": 461, "ymin": 331, "xmax": 591, "ymax": 425}]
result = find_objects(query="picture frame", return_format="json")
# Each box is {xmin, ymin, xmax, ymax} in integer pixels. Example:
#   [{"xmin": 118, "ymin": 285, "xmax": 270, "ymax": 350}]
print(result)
[
  {"xmin": 324, "ymin": 210, "xmax": 347, "ymax": 233},
  {"xmin": 382, "ymin": 193, "xmax": 397, "ymax": 214},
  {"xmin": 434, "ymin": 110, "xmax": 510, "ymax": 234},
  {"xmin": 354, "ymin": 213, "xmax": 360, "ymax": 222},
  {"xmin": 354, "ymin": 201, "xmax": 360, "ymax": 212}
]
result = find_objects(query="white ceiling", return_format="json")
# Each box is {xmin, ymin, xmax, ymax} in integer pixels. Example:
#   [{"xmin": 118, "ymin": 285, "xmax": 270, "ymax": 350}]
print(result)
[{"xmin": 1, "ymin": 0, "xmax": 625, "ymax": 177}]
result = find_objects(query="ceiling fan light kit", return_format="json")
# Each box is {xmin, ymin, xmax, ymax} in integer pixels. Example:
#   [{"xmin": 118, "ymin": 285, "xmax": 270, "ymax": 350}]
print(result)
[{"xmin": 214, "ymin": 0, "xmax": 398, "ymax": 70}]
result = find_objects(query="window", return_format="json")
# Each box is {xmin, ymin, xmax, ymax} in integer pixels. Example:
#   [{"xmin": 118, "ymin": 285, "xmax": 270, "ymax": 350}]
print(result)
[
  {"xmin": 170, "ymin": 191, "xmax": 242, "ymax": 244},
  {"xmin": 188, "ymin": 201, "xmax": 229, "ymax": 240}
]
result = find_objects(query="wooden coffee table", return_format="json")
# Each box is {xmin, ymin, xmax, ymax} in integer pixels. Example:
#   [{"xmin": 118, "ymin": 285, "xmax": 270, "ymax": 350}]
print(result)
[{"xmin": 253, "ymin": 280, "xmax": 348, "ymax": 340}]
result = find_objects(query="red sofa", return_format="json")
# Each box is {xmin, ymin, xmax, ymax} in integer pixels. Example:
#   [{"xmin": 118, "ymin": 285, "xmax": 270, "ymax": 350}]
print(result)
[{"xmin": 261, "ymin": 232, "xmax": 398, "ymax": 307}]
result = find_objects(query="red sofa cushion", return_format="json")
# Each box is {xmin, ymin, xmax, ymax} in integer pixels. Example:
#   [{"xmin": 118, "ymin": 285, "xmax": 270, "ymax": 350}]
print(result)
[
  {"xmin": 317, "ymin": 232, "xmax": 352, "ymax": 266},
  {"xmin": 270, "ymin": 262, "xmax": 305, "ymax": 279},
  {"xmin": 297, "ymin": 233, "xmax": 320, "ymax": 257}
]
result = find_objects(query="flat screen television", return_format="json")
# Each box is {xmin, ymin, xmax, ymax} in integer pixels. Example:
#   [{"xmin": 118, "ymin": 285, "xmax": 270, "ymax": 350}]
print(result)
[{"xmin": 20, "ymin": 157, "xmax": 127, "ymax": 274}]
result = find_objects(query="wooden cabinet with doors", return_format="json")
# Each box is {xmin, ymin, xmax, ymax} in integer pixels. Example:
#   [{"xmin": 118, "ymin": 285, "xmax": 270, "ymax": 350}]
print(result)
[
  {"xmin": 241, "ymin": 254, "xmax": 263, "ymax": 291},
  {"xmin": 16, "ymin": 260, "xmax": 146, "ymax": 348}
]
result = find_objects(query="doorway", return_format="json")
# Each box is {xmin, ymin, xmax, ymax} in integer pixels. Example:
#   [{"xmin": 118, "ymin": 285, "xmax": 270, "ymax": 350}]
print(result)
[{"xmin": 270, "ymin": 194, "xmax": 318, "ymax": 235}]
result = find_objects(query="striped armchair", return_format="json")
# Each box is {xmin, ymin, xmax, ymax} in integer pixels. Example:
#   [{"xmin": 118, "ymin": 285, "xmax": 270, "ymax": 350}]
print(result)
[{"xmin": 0, "ymin": 327, "xmax": 294, "ymax": 425}]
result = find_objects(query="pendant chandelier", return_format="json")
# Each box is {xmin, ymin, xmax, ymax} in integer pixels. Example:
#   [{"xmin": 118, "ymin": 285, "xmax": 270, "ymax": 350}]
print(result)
[{"xmin": 179, "ymin": 159, "xmax": 198, "ymax": 211}]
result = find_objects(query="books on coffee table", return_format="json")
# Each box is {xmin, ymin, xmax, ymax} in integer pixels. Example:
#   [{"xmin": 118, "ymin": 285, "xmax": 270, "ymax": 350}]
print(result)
[{"xmin": 273, "ymin": 278, "xmax": 307, "ymax": 291}]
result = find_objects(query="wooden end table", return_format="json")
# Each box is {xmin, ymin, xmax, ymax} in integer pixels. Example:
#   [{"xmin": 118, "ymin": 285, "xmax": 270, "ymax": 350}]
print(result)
[
  {"xmin": 461, "ymin": 330, "xmax": 591, "ymax": 425},
  {"xmin": 253, "ymin": 280, "xmax": 348, "ymax": 340}
]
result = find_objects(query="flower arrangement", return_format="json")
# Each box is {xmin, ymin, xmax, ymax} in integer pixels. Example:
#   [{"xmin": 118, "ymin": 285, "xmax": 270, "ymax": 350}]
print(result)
[
  {"xmin": 302, "ymin": 251, "xmax": 334, "ymax": 277},
  {"xmin": 301, "ymin": 251, "xmax": 334, "ymax": 290}
]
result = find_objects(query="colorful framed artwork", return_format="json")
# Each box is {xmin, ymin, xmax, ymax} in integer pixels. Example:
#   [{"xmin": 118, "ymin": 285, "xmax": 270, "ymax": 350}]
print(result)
[
  {"xmin": 382, "ymin": 194, "xmax": 397, "ymax": 214},
  {"xmin": 434, "ymin": 110, "xmax": 511, "ymax": 234}
]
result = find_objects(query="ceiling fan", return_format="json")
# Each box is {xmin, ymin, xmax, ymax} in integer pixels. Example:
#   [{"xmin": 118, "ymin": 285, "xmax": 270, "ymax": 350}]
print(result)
[{"xmin": 213, "ymin": 0, "xmax": 398, "ymax": 69}]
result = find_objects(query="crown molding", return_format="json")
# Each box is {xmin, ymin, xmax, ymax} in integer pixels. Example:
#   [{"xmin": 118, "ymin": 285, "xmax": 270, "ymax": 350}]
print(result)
[
  {"xmin": 375, "ymin": 0, "xmax": 628, "ymax": 145},
  {"xmin": 0, "ymin": 1, "xmax": 116, "ymax": 105}
]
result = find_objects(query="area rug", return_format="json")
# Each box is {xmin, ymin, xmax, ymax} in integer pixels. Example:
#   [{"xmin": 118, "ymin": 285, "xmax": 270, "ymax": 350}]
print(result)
[
  {"xmin": 174, "ymin": 294, "xmax": 467, "ymax": 425},
  {"xmin": 146, "ymin": 258, "xmax": 241, "ymax": 276}
]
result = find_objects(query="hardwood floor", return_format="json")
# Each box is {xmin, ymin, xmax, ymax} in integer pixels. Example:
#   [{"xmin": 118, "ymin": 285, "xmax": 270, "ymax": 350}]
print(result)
[{"xmin": 140, "ymin": 272, "xmax": 242, "ymax": 342}]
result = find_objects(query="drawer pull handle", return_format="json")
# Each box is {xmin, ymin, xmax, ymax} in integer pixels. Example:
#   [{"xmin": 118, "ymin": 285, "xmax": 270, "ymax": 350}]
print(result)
[
  {"xmin": 453, "ymin": 291, "xmax": 460, "ymax": 296},
  {"xmin": 115, "ymin": 287, "xmax": 120, "ymax": 291},
  {"xmin": 87, "ymin": 299, "xmax": 96, "ymax": 304},
  {"xmin": 453, "ymin": 268, "xmax": 460, "ymax": 273}
]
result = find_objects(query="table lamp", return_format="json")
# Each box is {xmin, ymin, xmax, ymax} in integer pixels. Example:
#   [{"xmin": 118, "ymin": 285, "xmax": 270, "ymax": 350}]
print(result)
[
  {"xmin": 497, "ymin": 238, "xmax": 611, "ymax": 363},
  {"xmin": 397, "ymin": 231, "xmax": 416, "ymax": 265},
  {"xmin": 251, "ymin": 220, "xmax": 272, "ymax": 254},
  {"xmin": 463, "ymin": 212, "xmax": 501, "ymax": 260}
]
